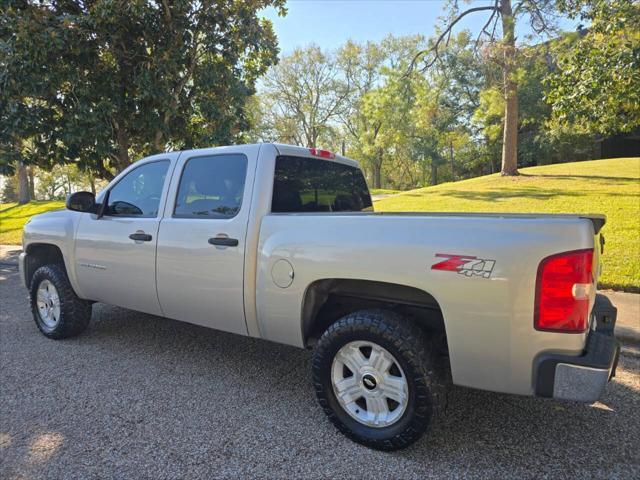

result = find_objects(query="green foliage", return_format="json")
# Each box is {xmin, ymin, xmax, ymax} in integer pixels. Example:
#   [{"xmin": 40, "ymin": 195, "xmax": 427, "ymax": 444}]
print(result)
[
  {"xmin": 343, "ymin": 36, "xmax": 424, "ymax": 187},
  {"xmin": 253, "ymin": 23, "xmax": 635, "ymax": 189},
  {"xmin": 409, "ymin": 31, "xmax": 486, "ymax": 184},
  {"xmin": 1, "ymin": 0, "xmax": 285, "ymax": 177},
  {"xmin": 473, "ymin": 38, "xmax": 607, "ymax": 170},
  {"xmin": 472, "ymin": 87, "xmax": 504, "ymax": 155},
  {"xmin": 1, "ymin": 177, "xmax": 17, "ymax": 203},
  {"xmin": 376, "ymin": 157, "xmax": 640, "ymax": 292},
  {"xmin": 2, "ymin": 1, "xmax": 636, "ymax": 192},
  {"xmin": 34, "ymin": 164, "xmax": 104, "ymax": 200},
  {"xmin": 548, "ymin": 0, "xmax": 640, "ymax": 135}
]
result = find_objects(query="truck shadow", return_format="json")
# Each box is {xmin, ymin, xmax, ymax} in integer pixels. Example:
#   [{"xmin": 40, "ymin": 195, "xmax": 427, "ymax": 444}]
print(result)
[
  {"xmin": 3, "ymin": 296, "xmax": 636, "ymax": 478},
  {"xmin": 86, "ymin": 304, "xmax": 639, "ymax": 464}
]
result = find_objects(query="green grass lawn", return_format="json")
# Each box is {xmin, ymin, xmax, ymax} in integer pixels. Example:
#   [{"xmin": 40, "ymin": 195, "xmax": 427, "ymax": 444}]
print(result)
[
  {"xmin": 0, "ymin": 201, "xmax": 65, "ymax": 245},
  {"xmin": 375, "ymin": 157, "xmax": 640, "ymax": 292}
]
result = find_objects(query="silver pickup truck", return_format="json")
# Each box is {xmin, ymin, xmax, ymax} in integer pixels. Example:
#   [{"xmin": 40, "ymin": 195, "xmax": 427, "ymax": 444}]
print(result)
[{"xmin": 20, "ymin": 143, "xmax": 620, "ymax": 450}]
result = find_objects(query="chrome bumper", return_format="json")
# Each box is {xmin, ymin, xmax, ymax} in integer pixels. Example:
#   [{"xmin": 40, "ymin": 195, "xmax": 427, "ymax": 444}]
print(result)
[{"xmin": 534, "ymin": 295, "xmax": 620, "ymax": 403}]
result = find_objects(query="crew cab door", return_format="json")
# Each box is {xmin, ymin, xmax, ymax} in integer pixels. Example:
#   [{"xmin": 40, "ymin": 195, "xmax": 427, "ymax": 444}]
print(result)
[
  {"xmin": 74, "ymin": 156, "xmax": 176, "ymax": 315},
  {"xmin": 155, "ymin": 148, "xmax": 257, "ymax": 335}
]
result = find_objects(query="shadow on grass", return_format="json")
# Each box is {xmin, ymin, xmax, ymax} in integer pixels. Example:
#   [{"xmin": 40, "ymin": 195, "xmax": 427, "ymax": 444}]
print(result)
[
  {"xmin": 407, "ymin": 183, "xmax": 639, "ymax": 202},
  {"xmin": 0, "ymin": 226, "xmax": 23, "ymax": 234},
  {"xmin": 0, "ymin": 204, "xmax": 20, "ymax": 214},
  {"xmin": 520, "ymin": 173, "xmax": 640, "ymax": 183},
  {"xmin": 402, "ymin": 187, "xmax": 585, "ymax": 202},
  {"xmin": 445, "ymin": 189, "xmax": 567, "ymax": 201}
]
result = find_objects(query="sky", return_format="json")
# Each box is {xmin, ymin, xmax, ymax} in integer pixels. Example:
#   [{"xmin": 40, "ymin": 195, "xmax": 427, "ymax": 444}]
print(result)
[{"xmin": 261, "ymin": 0, "xmax": 580, "ymax": 55}]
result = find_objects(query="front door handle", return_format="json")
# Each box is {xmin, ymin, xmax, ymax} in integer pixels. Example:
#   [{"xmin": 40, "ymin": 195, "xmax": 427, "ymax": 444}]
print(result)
[
  {"xmin": 208, "ymin": 236, "xmax": 239, "ymax": 247},
  {"xmin": 129, "ymin": 232, "xmax": 153, "ymax": 242}
]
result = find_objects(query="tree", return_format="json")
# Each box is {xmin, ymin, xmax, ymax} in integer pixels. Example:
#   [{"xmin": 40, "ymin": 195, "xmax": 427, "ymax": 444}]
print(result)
[
  {"xmin": 413, "ymin": 32, "xmax": 485, "ymax": 183},
  {"xmin": 337, "ymin": 39, "xmax": 389, "ymax": 156},
  {"xmin": 1, "ymin": 0, "xmax": 284, "ymax": 178},
  {"xmin": 412, "ymin": 0, "xmax": 560, "ymax": 176},
  {"xmin": 260, "ymin": 45, "xmax": 351, "ymax": 148},
  {"xmin": 343, "ymin": 36, "xmax": 424, "ymax": 188},
  {"xmin": 547, "ymin": 0, "xmax": 640, "ymax": 135},
  {"xmin": 473, "ymin": 87, "xmax": 506, "ymax": 172}
]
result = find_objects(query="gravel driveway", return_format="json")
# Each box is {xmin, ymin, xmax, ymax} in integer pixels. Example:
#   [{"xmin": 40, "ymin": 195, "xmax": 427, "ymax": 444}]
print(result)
[{"xmin": 1, "ymin": 263, "xmax": 639, "ymax": 479}]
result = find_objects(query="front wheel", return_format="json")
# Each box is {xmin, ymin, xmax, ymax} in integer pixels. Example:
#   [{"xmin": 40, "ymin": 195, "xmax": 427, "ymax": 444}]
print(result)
[
  {"xmin": 30, "ymin": 264, "xmax": 92, "ymax": 339},
  {"xmin": 312, "ymin": 309, "xmax": 443, "ymax": 450}
]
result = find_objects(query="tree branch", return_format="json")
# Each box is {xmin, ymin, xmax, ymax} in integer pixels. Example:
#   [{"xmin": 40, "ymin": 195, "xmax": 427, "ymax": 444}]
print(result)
[
  {"xmin": 475, "ymin": 0, "xmax": 500, "ymax": 53},
  {"xmin": 525, "ymin": 0, "xmax": 551, "ymax": 35},
  {"xmin": 409, "ymin": 5, "xmax": 499, "ymax": 73}
]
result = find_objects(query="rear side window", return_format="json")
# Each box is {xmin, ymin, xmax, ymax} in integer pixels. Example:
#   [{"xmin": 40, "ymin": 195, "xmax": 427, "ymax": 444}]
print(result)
[
  {"xmin": 272, "ymin": 156, "xmax": 372, "ymax": 213},
  {"xmin": 174, "ymin": 154, "xmax": 248, "ymax": 218}
]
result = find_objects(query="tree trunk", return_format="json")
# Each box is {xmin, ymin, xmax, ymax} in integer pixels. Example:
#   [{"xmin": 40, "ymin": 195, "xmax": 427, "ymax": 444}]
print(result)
[
  {"xmin": 422, "ymin": 159, "xmax": 427, "ymax": 186},
  {"xmin": 306, "ymin": 127, "xmax": 317, "ymax": 149},
  {"xmin": 449, "ymin": 142, "xmax": 455, "ymax": 180},
  {"xmin": 372, "ymin": 149, "xmax": 383, "ymax": 189},
  {"xmin": 27, "ymin": 166, "xmax": 35, "ymax": 200},
  {"xmin": 154, "ymin": 129, "xmax": 165, "ymax": 152},
  {"xmin": 372, "ymin": 163, "xmax": 382, "ymax": 189},
  {"xmin": 500, "ymin": 0, "xmax": 519, "ymax": 176},
  {"xmin": 431, "ymin": 160, "xmax": 438, "ymax": 186},
  {"xmin": 17, "ymin": 161, "xmax": 30, "ymax": 204},
  {"xmin": 115, "ymin": 126, "xmax": 131, "ymax": 173},
  {"xmin": 89, "ymin": 173, "xmax": 96, "ymax": 196}
]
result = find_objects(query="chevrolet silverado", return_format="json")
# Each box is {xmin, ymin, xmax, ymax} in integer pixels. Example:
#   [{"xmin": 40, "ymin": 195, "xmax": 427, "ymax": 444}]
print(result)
[{"xmin": 20, "ymin": 143, "xmax": 620, "ymax": 450}]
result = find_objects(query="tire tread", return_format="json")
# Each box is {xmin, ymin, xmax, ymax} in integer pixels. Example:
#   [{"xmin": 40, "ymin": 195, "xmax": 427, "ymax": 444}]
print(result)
[
  {"xmin": 30, "ymin": 264, "xmax": 91, "ymax": 339},
  {"xmin": 312, "ymin": 309, "xmax": 444, "ymax": 451}
]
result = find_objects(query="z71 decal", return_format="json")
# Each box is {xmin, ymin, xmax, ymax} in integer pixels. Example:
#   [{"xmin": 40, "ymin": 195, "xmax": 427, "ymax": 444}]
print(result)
[{"xmin": 431, "ymin": 253, "xmax": 496, "ymax": 279}]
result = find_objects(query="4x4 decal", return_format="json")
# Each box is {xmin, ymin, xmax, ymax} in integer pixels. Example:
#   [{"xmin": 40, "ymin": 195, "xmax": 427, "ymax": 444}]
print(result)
[{"xmin": 431, "ymin": 253, "xmax": 496, "ymax": 279}]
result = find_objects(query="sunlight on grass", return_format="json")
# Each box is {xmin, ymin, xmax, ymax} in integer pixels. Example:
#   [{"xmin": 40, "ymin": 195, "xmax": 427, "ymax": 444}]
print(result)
[
  {"xmin": 0, "ymin": 201, "xmax": 65, "ymax": 245},
  {"xmin": 375, "ymin": 158, "xmax": 640, "ymax": 292}
]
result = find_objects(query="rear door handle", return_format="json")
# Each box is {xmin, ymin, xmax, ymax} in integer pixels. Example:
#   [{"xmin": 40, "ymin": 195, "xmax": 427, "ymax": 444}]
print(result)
[
  {"xmin": 129, "ymin": 232, "xmax": 153, "ymax": 242},
  {"xmin": 208, "ymin": 236, "xmax": 239, "ymax": 247}
]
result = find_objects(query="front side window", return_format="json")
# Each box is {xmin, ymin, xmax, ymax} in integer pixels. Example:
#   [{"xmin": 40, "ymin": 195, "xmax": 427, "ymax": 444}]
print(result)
[
  {"xmin": 272, "ymin": 156, "xmax": 373, "ymax": 213},
  {"xmin": 105, "ymin": 160, "xmax": 170, "ymax": 217},
  {"xmin": 174, "ymin": 154, "xmax": 248, "ymax": 218}
]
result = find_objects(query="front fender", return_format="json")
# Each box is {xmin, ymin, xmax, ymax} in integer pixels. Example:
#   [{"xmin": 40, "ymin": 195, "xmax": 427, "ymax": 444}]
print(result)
[{"xmin": 22, "ymin": 209, "xmax": 82, "ymax": 295}]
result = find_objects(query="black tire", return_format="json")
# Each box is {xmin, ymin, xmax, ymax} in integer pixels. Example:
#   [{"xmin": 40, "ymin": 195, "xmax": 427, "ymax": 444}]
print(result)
[
  {"xmin": 312, "ymin": 309, "xmax": 444, "ymax": 451},
  {"xmin": 30, "ymin": 264, "xmax": 92, "ymax": 339}
]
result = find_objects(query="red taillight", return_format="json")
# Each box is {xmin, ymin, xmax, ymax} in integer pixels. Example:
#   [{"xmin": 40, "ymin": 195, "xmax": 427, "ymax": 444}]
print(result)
[
  {"xmin": 309, "ymin": 148, "xmax": 336, "ymax": 159},
  {"xmin": 534, "ymin": 249, "xmax": 594, "ymax": 333}
]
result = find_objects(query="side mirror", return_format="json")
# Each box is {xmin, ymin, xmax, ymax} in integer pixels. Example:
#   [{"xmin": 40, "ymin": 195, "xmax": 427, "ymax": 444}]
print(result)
[{"xmin": 66, "ymin": 191, "xmax": 97, "ymax": 213}]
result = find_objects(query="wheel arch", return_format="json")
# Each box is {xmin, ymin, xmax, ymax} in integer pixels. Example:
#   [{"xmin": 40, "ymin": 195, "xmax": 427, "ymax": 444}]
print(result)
[
  {"xmin": 23, "ymin": 243, "xmax": 68, "ymax": 288},
  {"xmin": 301, "ymin": 278, "xmax": 446, "ymax": 348}
]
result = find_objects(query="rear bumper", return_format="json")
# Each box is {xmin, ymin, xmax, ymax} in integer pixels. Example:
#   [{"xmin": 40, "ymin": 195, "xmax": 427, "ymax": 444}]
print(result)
[{"xmin": 534, "ymin": 294, "xmax": 620, "ymax": 403}]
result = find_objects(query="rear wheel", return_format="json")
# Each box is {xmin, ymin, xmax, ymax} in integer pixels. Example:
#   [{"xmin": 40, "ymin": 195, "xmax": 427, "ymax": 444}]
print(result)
[
  {"xmin": 30, "ymin": 264, "xmax": 92, "ymax": 339},
  {"xmin": 312, "ymin": 309, "xmax": 443, "ymax": 450}
]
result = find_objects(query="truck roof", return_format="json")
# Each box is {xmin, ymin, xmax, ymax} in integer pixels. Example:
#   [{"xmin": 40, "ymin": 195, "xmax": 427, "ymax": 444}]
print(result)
[{"xmin": 154, "ymin": 143, "xmax": 360, "ymax": 169}]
